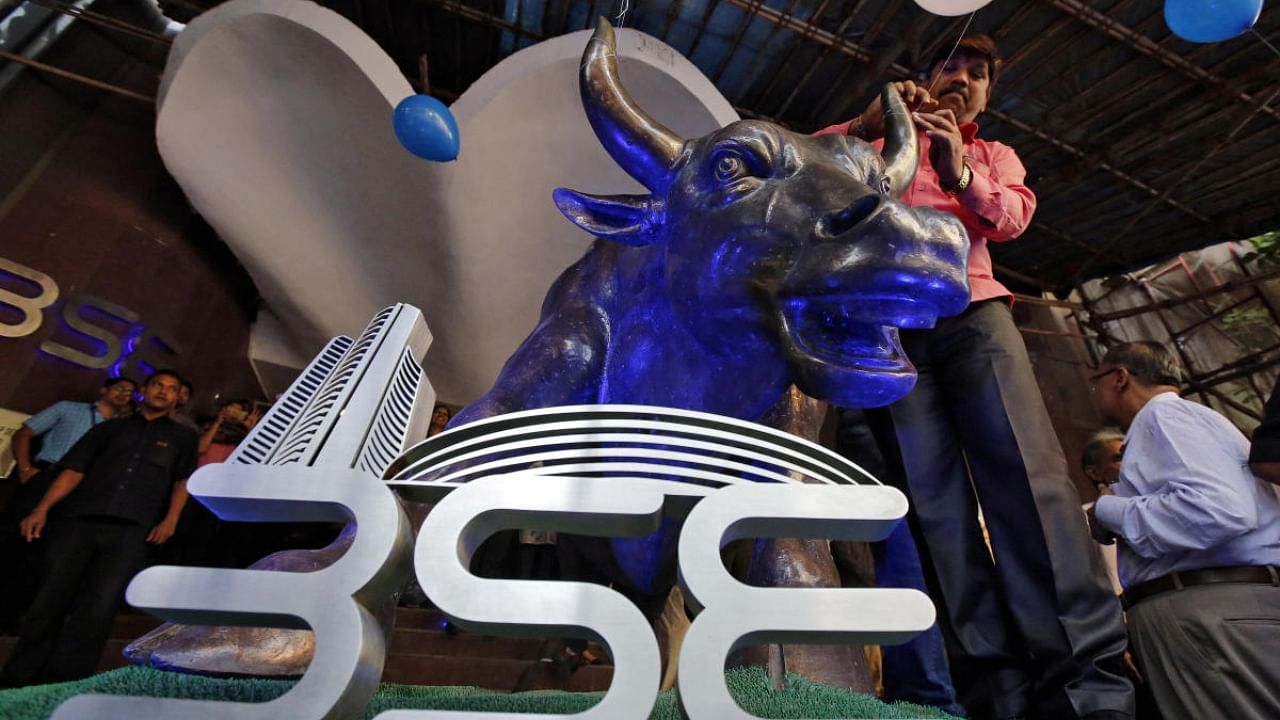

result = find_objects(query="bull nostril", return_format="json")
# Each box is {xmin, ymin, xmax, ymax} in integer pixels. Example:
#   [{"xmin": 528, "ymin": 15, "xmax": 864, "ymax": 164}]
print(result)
[{"xmin": 821, "ymin": 194, "xmax": 882, "ymax": 238}]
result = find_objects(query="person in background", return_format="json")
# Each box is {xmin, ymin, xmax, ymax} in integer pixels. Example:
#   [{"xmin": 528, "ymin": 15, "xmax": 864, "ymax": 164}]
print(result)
[
  {"xmin": 1082, "ymin": 429, "xmax": 1125, "ymax": 495},
  {"xmin": 1087, "ymin": 341, "xmax": 1280, "ymax": 719},
  {"xmin": 10, "ymin": 376, "xmax": 137, "ymax": 494},
  {"xmin": 428, "ymin": 403, "xmax": 451, "ymax": 437},
  {"xmin": 0, "ymin": 376, "xmax": 137, "ymax": 633},
  {"xmin": 197, "ymin": 399, "xmax": 256, "ymax": 465},
  {"xmin": 170, "ymin": 377, "xmax": 200, "ymax": 433},
  {"xmin": 161, "ymin": 398, "xmax": 259, "ymax": 567},
  {"xmin": 1081, "ymin": 428, "xmax": 1171, "ymax": 720},
  {"xmin": 1248, "ymin": 384, "xmax": 1280, "ymax": 484},
  {"xmin": 1081, "ymin": 429, "xmax": 1126, "ymax": 597},
  {"xmin": 0, "ymin": 370, "xmax": 196, "ymax": 687}
]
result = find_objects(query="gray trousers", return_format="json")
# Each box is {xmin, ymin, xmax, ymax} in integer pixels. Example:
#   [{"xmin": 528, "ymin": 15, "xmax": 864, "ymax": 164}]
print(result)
[
  {"xmin": 882, "ymin": 300, "xmax": 1133, "ymax": 719},
  {"xmin": 1128, "ymin": 582, "xmax": 1280, "ymax": 720}
]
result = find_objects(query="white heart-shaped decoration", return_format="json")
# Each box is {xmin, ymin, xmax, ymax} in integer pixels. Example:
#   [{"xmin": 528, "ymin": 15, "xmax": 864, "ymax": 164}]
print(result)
[{"xmin": 156, "ymin": 0, "xmax": 737, "ymax": 402}]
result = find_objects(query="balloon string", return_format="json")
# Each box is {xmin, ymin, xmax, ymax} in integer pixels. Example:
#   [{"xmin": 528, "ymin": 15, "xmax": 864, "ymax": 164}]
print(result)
[
  {"xmin": 1250, "ymin": 28, "xmax": 1280, "ymax": 61},
  {"xmin": 615, "ymin": 0, "xmax": 631, "ymax": 27},
  {"xmin": 1073, "ymin": 23, "xmax": 1278, "ymax": 280},
  {"xmin": 1073, "ymin": 80, "xmax": 1280, "ymax": 281},
  {"xmin": 926, "ymin": 11, "xmax": 977, "ymax": 96}
]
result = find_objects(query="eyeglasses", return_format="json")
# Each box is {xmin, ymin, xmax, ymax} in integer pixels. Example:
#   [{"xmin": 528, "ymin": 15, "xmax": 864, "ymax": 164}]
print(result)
[{"xmin": 1087, "ymin": 367, "xmax": 1121, "ymax": 388}]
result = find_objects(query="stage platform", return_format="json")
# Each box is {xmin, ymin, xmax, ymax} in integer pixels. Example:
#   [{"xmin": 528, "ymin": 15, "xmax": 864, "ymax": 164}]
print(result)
[
  {"xmin": 0, "ymin": 664, "xmax": 956, "ymax": 719},
  {"xmin": 0, "ymin": 605, "xmax": 957, "ymax": 718}
]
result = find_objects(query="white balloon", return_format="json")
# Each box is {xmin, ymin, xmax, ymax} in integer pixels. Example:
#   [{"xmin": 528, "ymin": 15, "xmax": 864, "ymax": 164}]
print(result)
[{"xmin": 914, "ymin": 0, "xmax": 993, "ymax": 16}]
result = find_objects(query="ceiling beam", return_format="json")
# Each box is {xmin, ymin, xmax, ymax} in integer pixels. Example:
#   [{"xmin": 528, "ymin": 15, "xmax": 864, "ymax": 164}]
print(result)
[
  {"xmin": 718, "ymin": 0, "xmax": 1216, "ymax": 231},
  {"xmin": 986, "ymin": 107, "xmax": 1212, "ymax": 224},
  {"xmin": 0, "ymin": 48, "xmax": 156, "ymax": 103},
  {"xmin": 805, "ymin": 0, "xmax": 875, "ymax": 125},
  {"xmin": 774, "ymin": 0, "xmax": 855, "ymax": 118},
  {"xmin": 1027, "ymin": 23, "xmax": 1280, "ymax": 199},
  {"xmin": 1043, "ymin": 0, "xmax": 1280, "ymax": 125},
  {"xmin": 712, "ymin": 0, "xmax": 802, "ymax": 85},
  {"xmin": 418, "ymin": 0, "xmax": 1242, "ymax": 283},
  {"xmin": 748, "ymin": 0, "xmax": 820, "ymax": 112}
]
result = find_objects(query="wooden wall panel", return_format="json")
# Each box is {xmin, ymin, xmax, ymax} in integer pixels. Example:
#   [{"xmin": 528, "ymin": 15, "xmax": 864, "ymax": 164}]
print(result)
[
  {"xmin": 0, "ymin": 20, "xmax": 262, "ymax": 422},
  {"xmin": 1014, "ymin": 302, "xmax": 1105, "ymax": 503}
]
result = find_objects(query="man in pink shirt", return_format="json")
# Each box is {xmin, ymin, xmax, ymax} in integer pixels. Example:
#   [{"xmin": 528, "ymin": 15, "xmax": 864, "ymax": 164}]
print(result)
[{"xmin": 816, "ymin": 37, "xmax": 1133, "ymax": 720}]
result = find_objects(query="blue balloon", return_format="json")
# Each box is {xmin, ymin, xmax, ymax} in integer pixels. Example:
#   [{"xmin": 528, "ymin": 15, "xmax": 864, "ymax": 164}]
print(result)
[
  {"xmin": 393, "ymin": 95, "xmax": 460, "ymax": 162},
  {"xmin": 1165, "ymin": 0, "xmax": 1263, "ymax": 43}
]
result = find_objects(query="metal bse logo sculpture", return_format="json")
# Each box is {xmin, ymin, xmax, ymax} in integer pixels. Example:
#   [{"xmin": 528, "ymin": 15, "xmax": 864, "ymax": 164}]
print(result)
[
  {"xmin": 56, "ymin": 407, "xmax": 933, "ymax": 720},
  {"xmin": 53, "ymin": 15, "xmax": 974, "ymax": 719}
]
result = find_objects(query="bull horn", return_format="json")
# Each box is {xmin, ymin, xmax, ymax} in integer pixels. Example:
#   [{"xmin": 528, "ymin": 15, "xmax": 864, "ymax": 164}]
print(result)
[
  {"xmin": 879, "ymin": 84, "xmax": 919, "ymax": 197},
  {"xmin": 581, "ymin": 18, "xmax": 683, "ymax": 192}
]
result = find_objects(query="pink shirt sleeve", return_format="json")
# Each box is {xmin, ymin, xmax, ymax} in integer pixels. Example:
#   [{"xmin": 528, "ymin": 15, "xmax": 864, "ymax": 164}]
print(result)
[
  {"xmin": 198, "ymin": 443, "xmax": 237, "ymax": 467},
  {"xmin": 812, "ymin": 120, "xmax": 853, "ymax": 137},
  {"xmin": 953, "ymin": 141, "xmax": 1036, "ymax": 242}
]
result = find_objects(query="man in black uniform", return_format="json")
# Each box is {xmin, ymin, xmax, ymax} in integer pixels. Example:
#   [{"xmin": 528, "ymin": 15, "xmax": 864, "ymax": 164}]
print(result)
[{"xmin": 0, "ymin": 369, "xmax": 196, "ymax": 687}]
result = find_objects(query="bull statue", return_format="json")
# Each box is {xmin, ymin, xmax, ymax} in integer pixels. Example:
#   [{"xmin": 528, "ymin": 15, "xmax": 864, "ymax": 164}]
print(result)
[
  {"xmin": 435, "ymin": 19, "xmax": 971, "ymax": 689},
  {"xmin": 128, "ymin": 18, "xmax": 972, "ymax": 692},
  {"xmin": 460, "ymin": 22, "xmax": 968, "ymax": 425}
]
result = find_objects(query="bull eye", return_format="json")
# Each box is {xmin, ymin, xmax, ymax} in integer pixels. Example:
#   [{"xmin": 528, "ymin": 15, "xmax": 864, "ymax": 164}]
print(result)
[{"xmin": 712, "ymin": 150, "xmax": 750, "ymax": 184}]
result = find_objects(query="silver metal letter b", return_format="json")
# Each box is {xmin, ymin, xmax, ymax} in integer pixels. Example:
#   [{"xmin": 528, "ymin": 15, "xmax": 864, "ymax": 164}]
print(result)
[{"xmin": 52, "ymin": 464, "xmax": 413, "ymax": 720}]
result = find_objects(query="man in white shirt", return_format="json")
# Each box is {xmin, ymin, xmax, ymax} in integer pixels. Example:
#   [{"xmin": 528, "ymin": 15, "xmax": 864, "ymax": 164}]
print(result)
[{"xmin": 1087, "ymin": 341, "xmax": 1280, "ymax": 720}]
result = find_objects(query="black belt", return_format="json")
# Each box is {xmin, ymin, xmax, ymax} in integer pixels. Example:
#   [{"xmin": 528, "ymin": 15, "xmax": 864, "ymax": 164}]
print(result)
[{"xmin": 1121, "ymin": 565, "xmax": 1280, "ymax": 610}]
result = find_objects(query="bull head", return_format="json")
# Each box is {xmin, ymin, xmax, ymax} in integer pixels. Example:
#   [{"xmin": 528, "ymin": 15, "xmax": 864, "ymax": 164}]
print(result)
[
  {"xmin": 572, "ymin": 19, "xmax": 919, "ymax": 198},
  {"xmin": 553, "ymin": 19, "xmax": 970, "ymax": 408}
]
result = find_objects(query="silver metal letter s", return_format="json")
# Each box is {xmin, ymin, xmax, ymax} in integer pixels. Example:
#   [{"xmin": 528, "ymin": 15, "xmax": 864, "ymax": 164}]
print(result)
[{"xmin": 374, "ymin": 473, "xmax": 706, "ymax": 720}]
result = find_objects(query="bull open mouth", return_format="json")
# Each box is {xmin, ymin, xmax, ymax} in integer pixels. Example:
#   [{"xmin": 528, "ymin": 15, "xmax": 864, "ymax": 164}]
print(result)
[
  {"xmin": 780, "ymin": 294, "xmax": 939, "ymax": 368},
  {"xmin": 776, "ymin": 292, "xmax": 950, "ymax": 406}
]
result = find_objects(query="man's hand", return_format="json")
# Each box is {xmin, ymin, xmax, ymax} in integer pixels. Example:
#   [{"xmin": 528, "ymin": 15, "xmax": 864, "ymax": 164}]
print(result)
[
  {"xmin": 857, "ymin": 81, "xmax": 938, "ymax": 139},
  {"xmin": 1086, "ymin": 504, "xmax": 1115, "ymax": 545},
  {"xmin": 17, "ymin": 466, "xmax": 39, "ymax": 483},
  {"xmin": 19, "ymin": 508, "xmax": 48, "ymax": 542},
  {"xmin": 1124, "ymin": 651, "xmax": 1144, "ymax": 684},
  {"xmin": 147, "ymin": 518, "xmax": 178, "ymax": 544},
  {"xmin": 913, "ymin": 109, "xmax": 966, "ymax": 187}
]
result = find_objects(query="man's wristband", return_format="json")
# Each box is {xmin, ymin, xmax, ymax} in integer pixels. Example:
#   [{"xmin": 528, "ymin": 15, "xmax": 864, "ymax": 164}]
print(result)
[{"xmin": 942, "ymin": 162, "xmax": 973, "ymax": 195}]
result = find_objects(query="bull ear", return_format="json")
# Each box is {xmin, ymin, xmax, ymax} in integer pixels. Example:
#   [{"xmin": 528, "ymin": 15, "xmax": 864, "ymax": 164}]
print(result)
[{"xmin": 552, "ymin": 188, "xmax": 658, "ymax": 246}]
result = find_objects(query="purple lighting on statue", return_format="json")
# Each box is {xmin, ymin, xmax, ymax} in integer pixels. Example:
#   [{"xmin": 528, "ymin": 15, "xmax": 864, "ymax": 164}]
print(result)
[{"xmin": 450, "ymin": 20, "xmax": 973, "ymax": 589}]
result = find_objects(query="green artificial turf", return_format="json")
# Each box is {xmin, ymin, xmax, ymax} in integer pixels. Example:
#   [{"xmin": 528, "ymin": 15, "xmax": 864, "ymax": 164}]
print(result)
[{"xmin": 0, "ymin": 665, "xmax": 958, "ymax": 719}]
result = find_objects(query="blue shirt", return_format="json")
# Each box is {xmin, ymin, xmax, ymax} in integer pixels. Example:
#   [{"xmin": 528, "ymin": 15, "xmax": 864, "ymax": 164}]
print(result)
[
  {"xmin": 1094, "ymin": 392, "xmax": 1280, "ymax": 588},
  {"xmin": 22, "ymin": 401, "xmax": 109, "ymax": 465}
]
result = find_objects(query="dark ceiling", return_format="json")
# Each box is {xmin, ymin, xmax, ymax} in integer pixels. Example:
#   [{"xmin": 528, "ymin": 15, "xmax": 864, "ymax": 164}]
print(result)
[
  {"xmin": 303, "ymin": 0, "xmax": 1280, "ymax": 294},
  {"xmin": 48, "ymin": 0, "xmax": 1280, "ymax": 293}
]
